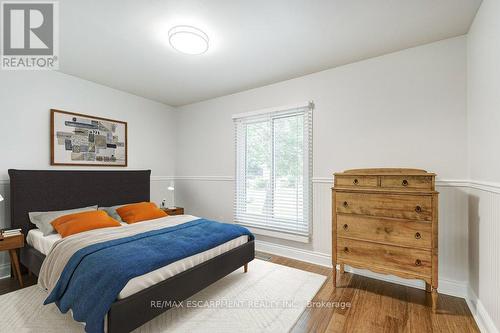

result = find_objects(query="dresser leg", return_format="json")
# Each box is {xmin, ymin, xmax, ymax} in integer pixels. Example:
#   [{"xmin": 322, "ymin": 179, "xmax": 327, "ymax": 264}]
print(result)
[
  {"xmin": 431, "ymin": 288, "xmax": 438, "ymax": 312},
  {"xmin": 340, "ymin": 263, "xmax": 345, "ymax": 274},
  {"xmin": 425, "ymin": 283, "xmax": 431, "ymax": 293},
  {"xmin": 333, "ymin": 266, "xmax": 337, "ymax": 287},
  {"xmin": 243, "ymin": 263, "xmax": 248, "ymax": 273}
]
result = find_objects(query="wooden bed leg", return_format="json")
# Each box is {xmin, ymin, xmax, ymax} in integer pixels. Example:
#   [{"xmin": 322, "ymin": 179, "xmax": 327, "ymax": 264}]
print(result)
[{"xmin": 243, "ymin": 263, "xmax": 248, "ymax": 273}]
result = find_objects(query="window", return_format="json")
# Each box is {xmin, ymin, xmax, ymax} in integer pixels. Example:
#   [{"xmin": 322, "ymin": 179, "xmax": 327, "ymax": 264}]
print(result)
[{"xmin": 233, "ymin": 103, "xmax": 313, "ymax": 238}]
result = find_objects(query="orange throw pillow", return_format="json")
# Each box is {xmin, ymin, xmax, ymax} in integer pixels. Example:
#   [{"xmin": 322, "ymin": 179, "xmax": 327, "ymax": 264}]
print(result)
[
  {"xmin": 116, "ymin": 202, "xmax": 167, "ymax": 224},
  {"xmin": 51, "ymin": 211, "xmax": 121, "ymax": 238}
]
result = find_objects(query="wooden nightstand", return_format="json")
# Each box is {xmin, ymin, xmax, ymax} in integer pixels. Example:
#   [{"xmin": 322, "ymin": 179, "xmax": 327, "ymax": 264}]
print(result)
[
  {"xmin": 0, "ymin": 234, "xmax": 24, "ymax": 287},
  {"xmin": 162, "ymin": 207, "xmax": 184, "ymax": 216}
]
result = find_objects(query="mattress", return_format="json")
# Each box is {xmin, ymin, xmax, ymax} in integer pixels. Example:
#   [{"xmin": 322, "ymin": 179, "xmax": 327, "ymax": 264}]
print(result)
[
  {"xmin": 27, "ymin": 215, "xmax": 248, "ymax": 299},
  {"xmin": 27, "ymin": 229, "xmax": 60, "ymax": 255}
]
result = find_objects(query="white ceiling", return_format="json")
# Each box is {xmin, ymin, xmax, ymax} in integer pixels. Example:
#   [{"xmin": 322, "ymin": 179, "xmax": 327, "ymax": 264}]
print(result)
[{"xmin": 59, "ymin": 0, "xmax": 481, "ymax": 106}]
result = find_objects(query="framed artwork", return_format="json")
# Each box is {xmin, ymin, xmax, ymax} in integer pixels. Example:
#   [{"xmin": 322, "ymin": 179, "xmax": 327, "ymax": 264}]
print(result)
[{"xmin": 51, "ymin": 109, "xmax": 128, "ymax": 166}]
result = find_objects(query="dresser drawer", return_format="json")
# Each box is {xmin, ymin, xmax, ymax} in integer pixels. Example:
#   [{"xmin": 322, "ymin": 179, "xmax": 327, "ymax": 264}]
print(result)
[
  {"xmin": 336, "ymin": 192, "xmax": 432, "ymax": 221},
  {"xmin": 336, "ymin": 215, "xmax": 431, "ymax": 248},
  {"xmin": 380, "ymin": 176, "xmax": 432, "ymax": 190},
  {"xmin": 337, "ymin": 238, "xmax": 431, "ymax": 277},
  {"xmin": 335, "ymin": 176, "xmax": 378, "ymax": 188},
  {"xmin": 0, "ymin": 235, "xmax": 24, "ymax": 251}
]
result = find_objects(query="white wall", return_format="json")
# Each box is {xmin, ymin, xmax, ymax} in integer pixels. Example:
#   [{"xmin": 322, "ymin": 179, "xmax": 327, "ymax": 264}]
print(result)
[
  {"xmin": 177, "ymin": 36, "xmax": 467, "ymax": 179},
  {"xmin": 0, "ymin": 70, "xmax": 177, "ymax": 276},
  {"xmin": 0, "ymin": 71, "xmax": 176, "ymax": 179},
  {"xmin": 175, "ymin": 36, "xmax": 469, "ymax": 294},
  {"xmin": 468, "ymin": 0, "xmax": 500, "ymax": 184},
  {"xmin": 467, "ymin": 0, "xmax": 500, "ymax": 331}
]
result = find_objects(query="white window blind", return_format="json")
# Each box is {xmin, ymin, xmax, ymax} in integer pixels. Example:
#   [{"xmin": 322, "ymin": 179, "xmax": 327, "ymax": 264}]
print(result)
[{"xmin": 233, "ymin": 102, "xmax": 313, "ymax": 237}]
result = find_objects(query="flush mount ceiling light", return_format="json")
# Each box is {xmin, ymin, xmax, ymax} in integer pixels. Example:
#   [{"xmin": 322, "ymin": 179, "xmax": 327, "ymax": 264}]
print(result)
[{"xmin": 168, "ymin": 25, "xmax": 209, "ymax": 55}]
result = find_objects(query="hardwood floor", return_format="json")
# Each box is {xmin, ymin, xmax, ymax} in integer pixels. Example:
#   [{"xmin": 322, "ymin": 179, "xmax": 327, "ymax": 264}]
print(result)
[
  {"xmin": 263, "ymin": 253, "xmax": 479, "ymax": 333},
  {"xmin": 0, "ymin": 272, "xmax": 36, "ymax": 295},
  {"xmin": 0, "ymin": 255, "xmax": 479, "ymax": 333}
]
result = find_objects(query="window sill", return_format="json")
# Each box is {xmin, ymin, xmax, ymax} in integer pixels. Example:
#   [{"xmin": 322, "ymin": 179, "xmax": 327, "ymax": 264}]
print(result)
[{"xmin": 243, "ymin": 226, "xmax": 310, "ymax": 243}]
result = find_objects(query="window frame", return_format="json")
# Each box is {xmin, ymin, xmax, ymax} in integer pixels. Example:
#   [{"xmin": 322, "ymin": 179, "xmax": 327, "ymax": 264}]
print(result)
[{"xmin": 233, "ymin": 102, "xmax": 313, "ymax": 241}]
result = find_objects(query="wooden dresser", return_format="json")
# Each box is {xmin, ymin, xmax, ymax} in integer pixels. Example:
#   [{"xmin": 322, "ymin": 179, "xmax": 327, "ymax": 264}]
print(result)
[{"xmin": 332, "ymin": 168, "xmax": 439, "ymax": 311}]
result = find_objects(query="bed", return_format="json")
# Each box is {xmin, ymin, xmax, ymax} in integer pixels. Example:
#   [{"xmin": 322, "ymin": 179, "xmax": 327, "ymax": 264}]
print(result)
[{"xmin": 9, "ymin": 169, "xmax": 255, "ymax": 333}]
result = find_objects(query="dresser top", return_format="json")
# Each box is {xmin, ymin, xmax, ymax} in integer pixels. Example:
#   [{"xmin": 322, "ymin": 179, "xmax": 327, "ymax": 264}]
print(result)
[{"xmin": 334, "ymin": 168, "xmax": 436, "ymax": 176}]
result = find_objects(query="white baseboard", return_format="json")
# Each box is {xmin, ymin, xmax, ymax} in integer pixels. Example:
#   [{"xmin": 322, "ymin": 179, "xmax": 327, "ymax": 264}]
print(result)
[
  {"xmin": 255, "ymin": 240, "xmax": 332, "ymax": 267},
  {"xmin": 255, "ymin": 239, "xmax": 467, "ymax": 298},
  {"xmin": 466, "ymin": 287, "xmax": 499, "ymax": 333}
]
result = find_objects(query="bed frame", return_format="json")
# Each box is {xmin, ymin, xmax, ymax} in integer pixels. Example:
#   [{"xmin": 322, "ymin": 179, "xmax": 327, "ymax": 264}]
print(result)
[{"xmin": 8, "ymin": 169, "xmax": 255, "ymax": 333}]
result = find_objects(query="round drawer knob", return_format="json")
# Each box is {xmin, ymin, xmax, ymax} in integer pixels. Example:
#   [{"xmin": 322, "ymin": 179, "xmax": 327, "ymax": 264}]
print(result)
[
  {"xmin": 343, "ymin": 224, "xmax": 348, "ymax": 231},
  {"xmin": 353, "ymin": 178, "xmax": 359, "ymax": 185},
  {"xmin": 343, "ymin": 201, "xmax": 349, "ymax": 208},
  {"xmin": 402, "ymin": 179, "xmax": 409, "ymax": 186},
  {"xmin": 415, "ymin": 205, "xmax": 422, "ymax": 213},
  {"xmin": 415, "ymin": 232, "xmax": 421, "ymax": 239},
  {"xmin": 415, "ymin": 259, "xmax": 422, "ymax": 266},
  {"xmin": 343, "ymin": 247, "xmax": 349, "ymax": 253}
]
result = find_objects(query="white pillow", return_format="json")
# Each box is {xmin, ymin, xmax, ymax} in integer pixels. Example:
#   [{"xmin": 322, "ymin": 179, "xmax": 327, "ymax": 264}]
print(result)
[{"xmin": 29, "ymin": 205, "xmax": 98, "ymax": 236}]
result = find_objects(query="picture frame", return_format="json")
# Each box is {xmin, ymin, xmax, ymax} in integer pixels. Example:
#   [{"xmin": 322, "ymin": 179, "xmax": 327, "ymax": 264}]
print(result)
[{"xmin": 50, "ymin": 109, "xmax": 128, "ymax": 167}]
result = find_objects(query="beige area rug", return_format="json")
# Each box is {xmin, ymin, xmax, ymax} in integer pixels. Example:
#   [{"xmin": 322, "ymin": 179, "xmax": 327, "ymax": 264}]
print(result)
[{"xmin": 0, "ymin": 259, "xmax": 326, "ymax": 333}]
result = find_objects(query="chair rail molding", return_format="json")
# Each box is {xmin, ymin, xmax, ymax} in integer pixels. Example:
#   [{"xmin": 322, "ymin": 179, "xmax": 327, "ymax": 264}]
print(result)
[
  {"xmin": 2, "ymin": 175, "xmax": 500, "ymax": 192},
  {"xmin": 174, "ymin": 176, "xmax": 234, "ymax": 181}
]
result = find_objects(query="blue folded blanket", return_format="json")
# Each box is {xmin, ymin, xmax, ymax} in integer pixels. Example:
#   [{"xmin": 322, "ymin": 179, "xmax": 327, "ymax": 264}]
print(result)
[{"xmin": 44, "ymin": 218, "xmax": 254, "ymax": 333}]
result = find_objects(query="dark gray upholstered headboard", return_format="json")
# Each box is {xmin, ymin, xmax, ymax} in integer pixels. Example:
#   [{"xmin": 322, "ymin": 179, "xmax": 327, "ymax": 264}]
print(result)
[{"xmin": 8, "ymin": 169, "xmax": 151, "ymax": 238}]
